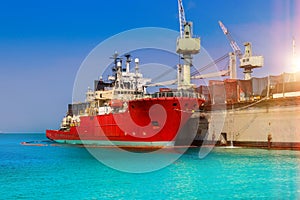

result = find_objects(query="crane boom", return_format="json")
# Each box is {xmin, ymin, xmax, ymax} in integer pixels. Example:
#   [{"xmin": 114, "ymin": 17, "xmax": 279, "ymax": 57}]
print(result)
[
  {"xmin": 218, "ymin": 21, "xmax": 243, "ymax": 58},
  {"xmin": 191, "ymin": 70, "xmax": 230, "ymax": 79},
  {"xmin": 178, "ymin": 0, "xmax": 186, "ymax": 38},
  {"xmin": 145, "ymin": 70, "xmax": 230, "ymax": 87}
]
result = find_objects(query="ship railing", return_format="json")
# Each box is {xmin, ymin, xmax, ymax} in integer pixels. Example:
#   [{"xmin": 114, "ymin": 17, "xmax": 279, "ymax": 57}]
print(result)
[{"xmin": 149, "ymin": 92, "xmax": 199, "ymax": 98}]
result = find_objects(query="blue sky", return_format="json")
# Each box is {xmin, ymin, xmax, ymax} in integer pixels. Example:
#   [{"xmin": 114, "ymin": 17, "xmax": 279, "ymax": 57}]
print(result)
[{"xmin": 0, "ymin": 0, "xmax": 299, "ymax": 132}]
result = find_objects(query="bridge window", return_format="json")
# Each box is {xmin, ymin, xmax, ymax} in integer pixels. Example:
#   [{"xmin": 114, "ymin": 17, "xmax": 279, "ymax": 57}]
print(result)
[{"xmin": 152, "ymin": 121, "xmax": 159, "ymax": 126}]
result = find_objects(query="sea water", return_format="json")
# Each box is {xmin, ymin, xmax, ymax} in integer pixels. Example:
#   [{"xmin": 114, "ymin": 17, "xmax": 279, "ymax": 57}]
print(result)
[{"xmin": 0, "ymin": 133, "xmax": 299, "ymax": 200}]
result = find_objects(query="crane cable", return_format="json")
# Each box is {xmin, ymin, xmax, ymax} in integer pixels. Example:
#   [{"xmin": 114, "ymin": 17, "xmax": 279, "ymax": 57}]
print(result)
[
  {"xmin": 190, "ymin": 53, "xmax": 229, "ymax": 76},
  {"xmin": 150, "ymin": 53, "xmax": 230, "ymax": 83}
]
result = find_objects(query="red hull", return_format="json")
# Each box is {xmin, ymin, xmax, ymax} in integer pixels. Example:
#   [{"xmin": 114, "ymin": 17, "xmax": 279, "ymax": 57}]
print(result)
[{"xmin": 46, "ymin": 97, "xmax": 203, "ymax": 147}]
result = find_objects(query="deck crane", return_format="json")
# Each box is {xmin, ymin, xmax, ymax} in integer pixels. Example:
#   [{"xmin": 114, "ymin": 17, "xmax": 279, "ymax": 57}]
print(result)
[
  {"xmin": 219, "ymin": 21, "xmax": 264, "ymax": 80},
  {"xmin": 176, "ymin": 0, "xmax": 200, "ymax": 89},
  {"xmin": 147, "ymin": 2, "xmax": 230, "ymax": 88}
]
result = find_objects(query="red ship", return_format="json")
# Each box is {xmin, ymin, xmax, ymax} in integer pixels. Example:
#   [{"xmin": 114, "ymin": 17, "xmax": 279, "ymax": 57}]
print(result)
[
  {"xmin": 46, "ymin": 0, "xmax": 204, "ymax": 147},
  {"xmin": 46, "ymin": 55, "xmax": 204, "ymax": 148}
]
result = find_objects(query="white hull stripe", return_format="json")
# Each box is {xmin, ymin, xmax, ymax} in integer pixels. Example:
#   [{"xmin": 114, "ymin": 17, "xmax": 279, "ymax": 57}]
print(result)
[{"xmin": 54, "ymin": 140, "xmax": 175, "ymax": 147}]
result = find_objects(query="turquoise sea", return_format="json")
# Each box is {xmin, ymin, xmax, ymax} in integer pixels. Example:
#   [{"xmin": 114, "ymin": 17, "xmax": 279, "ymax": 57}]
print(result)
[{"xmin": 1, "ymin": 133, "xmax": 299, "ymax": 199}]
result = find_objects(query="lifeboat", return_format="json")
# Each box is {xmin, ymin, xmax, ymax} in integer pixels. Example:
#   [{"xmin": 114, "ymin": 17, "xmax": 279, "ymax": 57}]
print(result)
[{"xmin": 109, "ymin": 99, "xmax": 123, "ymax": 108}]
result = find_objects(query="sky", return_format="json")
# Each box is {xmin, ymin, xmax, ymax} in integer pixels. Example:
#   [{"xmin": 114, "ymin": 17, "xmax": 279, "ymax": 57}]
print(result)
[{"xmin": 0, "ymin": 0, "xmax": 299, "ymax": 132}]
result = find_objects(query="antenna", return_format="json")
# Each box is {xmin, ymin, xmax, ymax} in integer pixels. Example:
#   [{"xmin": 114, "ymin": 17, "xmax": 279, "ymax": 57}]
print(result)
[
  {"xmin": 292, "ymin": 36, "xmax": 298, "ymax": 75},
  {"xmin": 293, "ymin": 37, "xmax": 296, "ymax": 58}
]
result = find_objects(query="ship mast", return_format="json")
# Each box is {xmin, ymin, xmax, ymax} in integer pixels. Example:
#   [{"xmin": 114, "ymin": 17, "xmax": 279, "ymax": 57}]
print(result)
[
  {"xmin": 293, "ymin": 37, "xmax": 296, "ymax": 72},
  {"xmin": 293, "ymin": 37, "xmax": 296, "ymax": 58}
]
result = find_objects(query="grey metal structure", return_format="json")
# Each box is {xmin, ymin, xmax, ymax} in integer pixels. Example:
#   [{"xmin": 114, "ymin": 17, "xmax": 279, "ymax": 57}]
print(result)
[{"xmin": 176, "ymin": 0, "xmax": 200, "ymax": 89}]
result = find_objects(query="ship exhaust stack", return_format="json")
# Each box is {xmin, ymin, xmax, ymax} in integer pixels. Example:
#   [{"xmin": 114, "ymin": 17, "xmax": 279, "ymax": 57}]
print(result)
[{"xmin": 125, "ymin": 54, "xmax": 131, "ymax": 73}]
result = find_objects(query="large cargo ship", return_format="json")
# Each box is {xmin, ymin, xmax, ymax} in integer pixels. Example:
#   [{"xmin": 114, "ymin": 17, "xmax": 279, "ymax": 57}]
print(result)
[
  {"xmin": 194, "ymin": 71, "xmax": 300, "ymax": 150},
  {"xmin": 193, "ymin": 28, "xmax": 300, "ymax": 149}
]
